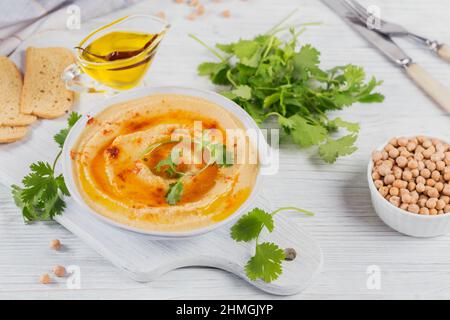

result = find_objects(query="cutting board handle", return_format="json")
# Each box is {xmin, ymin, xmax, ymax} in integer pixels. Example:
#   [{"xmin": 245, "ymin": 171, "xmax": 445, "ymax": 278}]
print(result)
[{"xmin": 406, "ymin": 63, "xmax": 450, "ymax": 114}]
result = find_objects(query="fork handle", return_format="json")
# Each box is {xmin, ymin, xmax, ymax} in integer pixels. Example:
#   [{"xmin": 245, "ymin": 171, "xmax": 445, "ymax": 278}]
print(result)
[
  {"xmin": 437, "ymin": 44, "xmax": 450, "ymax": 62},
  {"xmin": 405, "ymin": 63, "xmax": 450, "ymax": 114}
]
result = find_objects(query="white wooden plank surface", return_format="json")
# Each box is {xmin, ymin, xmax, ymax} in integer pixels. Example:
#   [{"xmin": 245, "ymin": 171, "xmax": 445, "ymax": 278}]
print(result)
[{"xmin": 1, "ymin": 0, "xmax": 450, "ymax": 299}]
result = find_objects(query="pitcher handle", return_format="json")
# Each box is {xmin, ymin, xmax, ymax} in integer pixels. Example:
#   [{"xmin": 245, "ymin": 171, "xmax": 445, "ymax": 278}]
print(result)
[{"xmin": 62, "ymin": 63, "xmax": 104, "ymax": 93}]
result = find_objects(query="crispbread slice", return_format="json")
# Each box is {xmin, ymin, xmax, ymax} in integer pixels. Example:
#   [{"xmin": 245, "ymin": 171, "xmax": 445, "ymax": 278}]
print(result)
[
  {"xmin": 21, "ymin": 47, "xmax": 75, "ymax": 119},
  {"xmin": 0, "ymin": 56, "xmax": 36, "ymax": 126},
  {"xmin": 0, "ymin": 126, "xmax": 28, "ymax": 143}
]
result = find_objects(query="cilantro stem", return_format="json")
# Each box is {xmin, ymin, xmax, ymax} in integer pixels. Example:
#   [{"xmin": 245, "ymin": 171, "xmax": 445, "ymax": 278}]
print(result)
[
  {"xmin": 188, "ymin": 34, "xmax": 227, "ymax": 62},
  {"xmin": 266, "ymin": 8, "xmax": 299, "ymax": 35},
  {"xmin": 52, "ymin": 150, "xmax": 62, "ymax": 173},
  {"xmin": 271, "ymin": 206, "xmax": 314, "ymax": 216}
]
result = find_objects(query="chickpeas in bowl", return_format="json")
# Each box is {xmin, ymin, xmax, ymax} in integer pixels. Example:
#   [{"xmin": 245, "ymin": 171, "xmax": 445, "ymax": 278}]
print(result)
[{"xmin": 368, "ymin": 136, "xmax": 450, "ymax": 237}]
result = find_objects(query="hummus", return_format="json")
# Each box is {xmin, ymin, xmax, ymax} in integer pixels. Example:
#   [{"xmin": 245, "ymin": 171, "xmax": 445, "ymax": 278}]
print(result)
[{"xmin": 72, "ymin": 94, "xmax": 259, "ymax": 232}]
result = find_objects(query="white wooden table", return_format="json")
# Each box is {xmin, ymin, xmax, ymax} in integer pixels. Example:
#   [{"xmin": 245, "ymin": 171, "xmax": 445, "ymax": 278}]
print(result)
[{"xmin": 1, "ymin": 0, "xmax": 450, "ymax": 299}]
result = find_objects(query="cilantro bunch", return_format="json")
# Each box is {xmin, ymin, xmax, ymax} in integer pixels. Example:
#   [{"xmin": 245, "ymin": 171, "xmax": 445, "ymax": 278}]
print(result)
[
  {"xmin": 191, "ymin": 25, "xmax": 384, "ymax": 163},
  {"xmin": 231, "ymin": 206, "xmax": 314, "ymax": 282},
  {"xmin": 12, "ymin": 112, "xmax": 82, "ymax": 221}
]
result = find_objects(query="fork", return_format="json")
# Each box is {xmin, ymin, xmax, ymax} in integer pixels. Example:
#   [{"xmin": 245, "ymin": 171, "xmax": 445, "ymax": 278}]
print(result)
[{"xmin": 345, "ymin": 0, "xmax": 450, "ymax": 62}]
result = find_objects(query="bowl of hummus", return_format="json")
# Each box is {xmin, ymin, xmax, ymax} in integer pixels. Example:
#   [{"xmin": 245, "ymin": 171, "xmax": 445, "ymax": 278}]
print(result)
[{"xmin": 62, "ymin": 87, "xmax": 265, "ymax": 237}]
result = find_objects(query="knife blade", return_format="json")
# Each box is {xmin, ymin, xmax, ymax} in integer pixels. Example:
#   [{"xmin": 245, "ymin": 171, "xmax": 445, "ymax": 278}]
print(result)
[{"xmin": 321, "ymin": 0, "xmax": 412, "ymax": 67}]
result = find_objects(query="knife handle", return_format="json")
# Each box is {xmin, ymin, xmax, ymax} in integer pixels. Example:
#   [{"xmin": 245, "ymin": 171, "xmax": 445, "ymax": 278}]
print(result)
[
  {"xmin": 405, "ymin": 63, "xmax": 450, "ymax": 114},
  {"xmin": 437, "ymin": 44, "xmax": 450, "ymax": 62}
]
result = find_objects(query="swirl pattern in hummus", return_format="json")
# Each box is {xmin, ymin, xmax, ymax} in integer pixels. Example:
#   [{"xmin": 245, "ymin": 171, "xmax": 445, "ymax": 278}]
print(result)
[{"xmin": 72, "ymin": 94, "xmax": 259, "ymax": 232}]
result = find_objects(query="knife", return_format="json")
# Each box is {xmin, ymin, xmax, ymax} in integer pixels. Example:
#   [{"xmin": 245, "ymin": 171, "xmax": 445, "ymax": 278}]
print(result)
[{"xmin": 321, "ymin": 0, "xmax": 450, "ymax": 114}]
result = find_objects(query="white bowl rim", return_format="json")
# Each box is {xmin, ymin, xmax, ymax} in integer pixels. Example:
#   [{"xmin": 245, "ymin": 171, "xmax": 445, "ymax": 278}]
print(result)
[
  {"xmin": 62, "ymin": 86, "xmax": 267, "ymax": 238},
  {"xmin": 367, "ymin": 134, "xmax": 450, "ymax": 220}
]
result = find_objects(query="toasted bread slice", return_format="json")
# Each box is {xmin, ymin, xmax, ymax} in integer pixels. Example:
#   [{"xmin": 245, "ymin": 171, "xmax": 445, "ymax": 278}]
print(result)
[
  {"xmin": 0, "ymin": 126, "xmax": 28, "ymax": 143},
  {"xmin": 0, "ymin": 56, "xmax": 36, "ymax": 126},
  {"xmin": 21, "ymin": 47, "xmax": 75, "ymax": 119}
]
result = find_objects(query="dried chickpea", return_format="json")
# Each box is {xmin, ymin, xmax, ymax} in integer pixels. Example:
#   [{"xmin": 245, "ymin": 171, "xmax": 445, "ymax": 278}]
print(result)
[
  {"xmin": 422, "ymin": 139, "xmax": 432, "ymax": 148},
  {"xmin": 389, "ymin": 196, "xmax": 400, "ymax": 207},
  {"xmin": 53, "ymin": 265, "xmax": 66, "ymax": 277},
  {"xmin": 436, "ymin": 161, "xmax": 446, "ymax": 171},
  {"xmin": 374, "ymin": 180, "xmax": 383, "ymax": 189},
  {"xmin": 402, "ymin": 170, "xmax": 413, "ymax": 181},
  {"xmin": 430, "ymin": 208, "xmax": 438, "ymax": 215},
  {"xmin": 426, "ymin": 198, "xmax": 438, "ymax": 209},
  {"xmin": 398, "ymin": 137, "xmax": 408, "ymax": 147},
  {"xmin": 408, "ymin": 181, "xmax": 416, "ymax": 192},
  {"xmin": 444, "ymin": 185, "xmax": 450, "ymax": 196},
  {"xmin": 436, "ymin": 199, "xmax": 446, "ymax": 210},
  {"xmin": 39, "ymin": 274, "xmax": 51, "ymax": 284},
  {"xmin": 396, "ymin": 156, "xmax": 408, "ymax": 168},
  {"xmin": 50, "ymin": 239, "xmax": 61, "ymax": 251},
  {"xmin": 423, "ymin": 148, "xmax": 434, "ymax": 159},
  {"xmin": 393, "ymin": 179, "xmax": 408, "ymax": 189},
  {"xmin": 406, "ymin": 142, "xmax": 416, "ymax": 152},
  {"xmin": 441, "ymin": 195, "xmax": 449, "ymax": 204},
  {"xmin": 384, "ymin": 174, "xmax": 395, "ymax": 185},
  {"xmin": 378, "ymin": 165, "xmax": 391, "ymax": 177},
  {"xmin": 389, "ymin": 187, "xmax": 399, "ymax": 196},
  {"xmin": 416, "ymin": 183, "xmax": 426, "ymax": 193},
  {"xmin": 379, "ymin": 186, "xmax": 389, "ymax": 197},
  {"xmin": 372, "ymin": 171, "xmax": 381, "ymax": 180},
  {"xmin": 416, "ymin": 176, "xmax": 426, "ymax": 185},
  {"xmin": 425, "ymin": 160, "xmax": 436, "ymax": 171},
  {"xmin": 427, "ymin": 187, "xmax": 439, "ymax": 198},
  {"xmin": 420, "ymin": 168, "xmax": 431, "ymax": 179},
  {"xmin": 419, "ymin": 207, "xmax": 429, "ymax": 215},
  {"xmin": 426, "ymin": 179, "xmax": 436, "ymax": 187},
  {"xmin": 418, "ymin": 198, "xmax": 428, "ymax": 208},
  {"xmin": 431, "ymin": 170, "xmax": 441, "ymax": 181},
  {"xmin": 407, "ymin": 159, "xmax": 418, "ymax": 169},
  {"xmin": 402, "ymin": 193, "xmax": 412, "ymax": 204},
  {"xmin": 407, "ymin": 204, "xmax": 420, "ymax": 214},
  {"xmin": 445, "ymin": 205, "xmax": 450, "ymax": 213},
  {"xmin": 435, "ymin": 182, "xmax": 444, "ymax": 192},
  {"xmin": 389, "ymin": 148, "xmax": 400, "ymax": 158}
]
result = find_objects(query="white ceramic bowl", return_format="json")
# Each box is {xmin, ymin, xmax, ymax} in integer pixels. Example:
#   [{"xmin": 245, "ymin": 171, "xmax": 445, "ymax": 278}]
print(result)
[
  {"xmin": 62, "ymin": 86, "xmax": 267, "ymax": 238},
  {"xmin": 367, "ymin": 136, "xmax": 450, "ymax": 237}
]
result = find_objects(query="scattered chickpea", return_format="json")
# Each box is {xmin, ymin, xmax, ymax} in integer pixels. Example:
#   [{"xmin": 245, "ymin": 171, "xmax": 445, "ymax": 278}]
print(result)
[
  {"xmin": 221, "ymin": 10, "xmax": 231, "ymax": 18},
  {"xmin": 53, "ymin": 265, "xmax": 66, "ymax": 277},
  {"xmin": 50, "ymin": 239, "xmax": 61, "ymax": 251},
  {"xmin": 39, "ymin": 273, "xmax": 51, "ymax": 284}
]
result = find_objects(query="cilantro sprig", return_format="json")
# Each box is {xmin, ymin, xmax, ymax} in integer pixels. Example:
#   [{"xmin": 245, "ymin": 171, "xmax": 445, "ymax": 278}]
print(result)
[
  {"xmin": 145, "ymin": 133, "xmax": 233, "ymax": 205},
  {"xmin": 191, "ymin": 19, "xmax": 384, "ymax": 163},
  {"xmin": 11, "ymin": 112, "xmax": 82, "ymax": 221},
  {"xmin": 231, "ymin": 206, "xmax": 314, "ymax": 282}
]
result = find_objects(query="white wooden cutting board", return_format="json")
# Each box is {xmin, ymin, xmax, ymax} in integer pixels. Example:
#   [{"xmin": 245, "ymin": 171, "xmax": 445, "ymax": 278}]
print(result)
[{"xmin": 0, "ymin": 24, "xmax": 322, "ymax": 295}]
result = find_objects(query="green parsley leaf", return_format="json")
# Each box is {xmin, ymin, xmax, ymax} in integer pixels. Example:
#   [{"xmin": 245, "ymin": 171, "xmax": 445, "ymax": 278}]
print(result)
[
  {"xmin": 318, "ymin": 134, "xmax": 358, "ymax": 164},
  {"xmin": 166, "ymin": 180, "xmax": 183, "ymax": 205},
  {"xmin": 231, "ymin": 208, "xmax": 274, "ymax": 242},
  {"xmin": 54, "ymin": 112, "xmax": 82, "ymax": 148},
  {"xmin": 12, "ymin": 112, "xmax": 81, "ymax": 221},
  {"xmin": 245, "ymin": 242, "xmax": 285, "ymax": 282},
  {"xmin": 192, "ymin": 23, "xmax": 384, "ymax": 163},
  {"xmin": 285, "ymin": 115, "xmax": 327, "ymax": 148}
]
